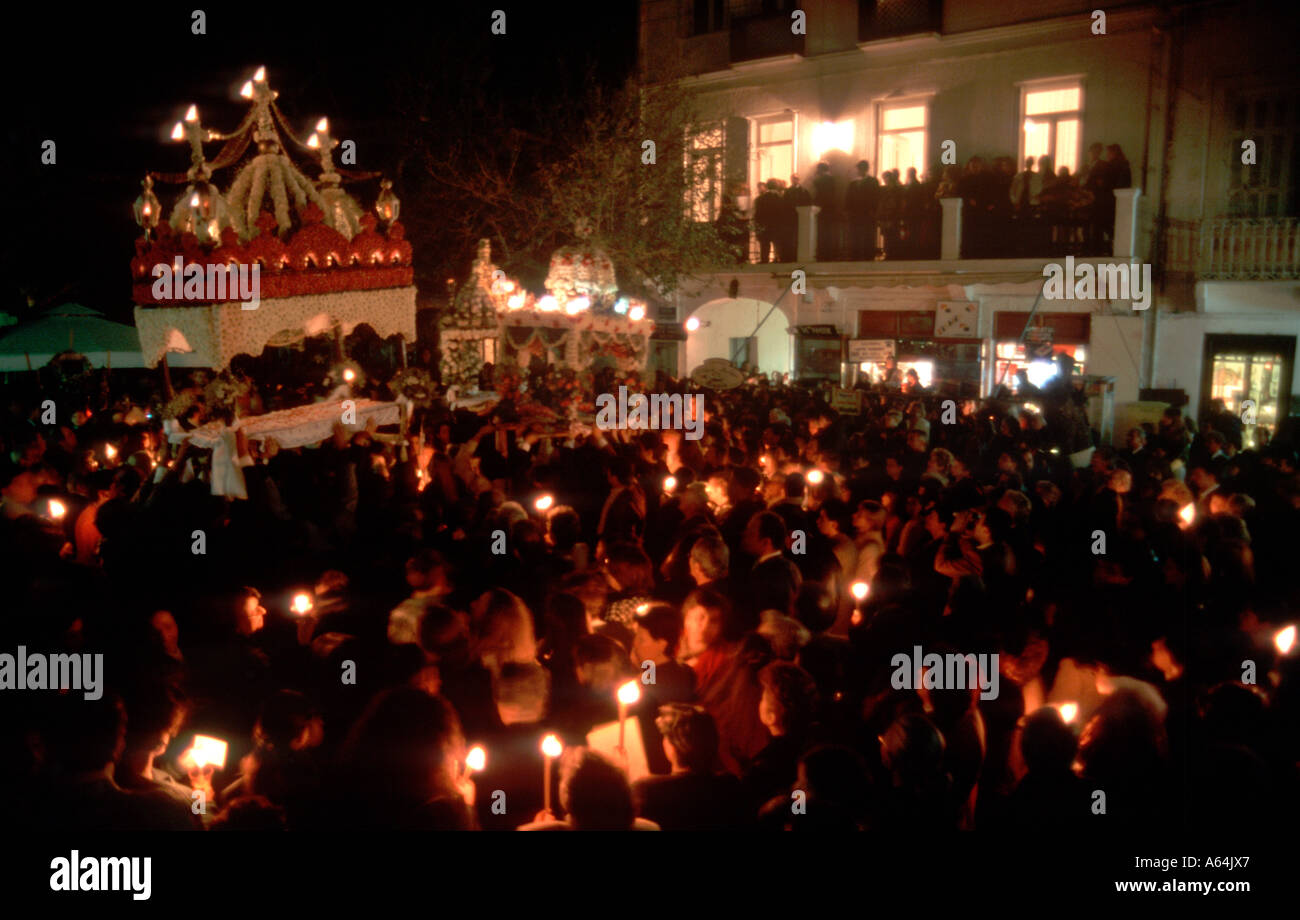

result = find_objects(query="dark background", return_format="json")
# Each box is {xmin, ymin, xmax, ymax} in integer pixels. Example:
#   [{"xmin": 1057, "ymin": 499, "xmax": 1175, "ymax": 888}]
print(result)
[{"xmin": 3, "ymin": 1, "xmax": 639, "ymax": 322}]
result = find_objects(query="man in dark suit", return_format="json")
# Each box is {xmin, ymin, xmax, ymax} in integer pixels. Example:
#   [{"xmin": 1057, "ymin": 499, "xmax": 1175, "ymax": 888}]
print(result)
[
  {"xmin": 597, "ymin": 454, "xmax": 645, "ymax": 555},
  {"xmin": 812, "ymin": 162, "xmax": 840, "ymax": 261},
  {"xmin": 740, "ymin": 511, "xmax": 802, "ymax": 630},
  {"xmin": 753, "ymin": 179, "xmax": 785, "ymax": 264},
  {"xmin": 845, "ymin": 160, "xmax": 880, "ymax": 261}
]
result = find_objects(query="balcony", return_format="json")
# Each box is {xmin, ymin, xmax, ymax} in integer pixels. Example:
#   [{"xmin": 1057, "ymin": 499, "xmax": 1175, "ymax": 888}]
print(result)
[
  {"xmin": 717, "ymin": 189, "xmax": 1142, "ymax": 273},
  {"xmin": 730, "ymin": 11, "xmax": 805, "ymax": 63},
  {"xmin": 1162, "ymin": 217, "xmax": 1300, "ymax": 280},
  {"xmin": 858, "ymin": 0, "xmax": 942, "ymax": 42}
]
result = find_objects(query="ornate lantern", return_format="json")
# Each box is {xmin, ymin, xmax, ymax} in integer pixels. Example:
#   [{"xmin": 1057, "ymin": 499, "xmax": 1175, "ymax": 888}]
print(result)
[
  {"xmin": 375, "ymin": 179, "xmax": 400, "ymax": 224},
  {"xmin": 133, "ymin": 176, "xmax": 161, "ymax": 237}
]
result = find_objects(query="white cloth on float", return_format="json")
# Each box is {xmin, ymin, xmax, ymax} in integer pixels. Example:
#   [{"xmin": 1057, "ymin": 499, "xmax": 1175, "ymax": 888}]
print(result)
[{"xmin": 210, "ymin": 420, "xmax": 253, "ymax": 500}]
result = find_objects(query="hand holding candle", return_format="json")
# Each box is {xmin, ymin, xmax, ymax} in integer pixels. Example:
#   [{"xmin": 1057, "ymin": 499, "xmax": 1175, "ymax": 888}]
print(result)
[
  {"xmin": 540, "ymin": 733, "xmax": 562, "ymax": 815},
  {"xmin": 617, "ymin": 680, "xmax": 641, "ymax": 752}
]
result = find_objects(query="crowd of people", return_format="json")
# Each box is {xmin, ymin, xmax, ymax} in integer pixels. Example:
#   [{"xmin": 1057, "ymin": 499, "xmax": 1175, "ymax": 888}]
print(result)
[
  {"xmin": 717, "ymin": 142, "xmax": 1133, "ymax": 264},
  {"xmin": 0, "ymin": 354, "xmax": 1296, "ymax": 831}
]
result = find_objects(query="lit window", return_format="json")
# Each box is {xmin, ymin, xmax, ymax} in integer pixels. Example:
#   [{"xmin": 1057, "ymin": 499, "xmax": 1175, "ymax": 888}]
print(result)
[
  {"xmin": 1021, "ymin": 82, "xmax": 1083, "ymax": 176},
  {"xmin": 755, "ymin": 114, "xmax": 796, "ymax": 185},
  {"xmin": 686, "ymin": 124, "xmax": 726, "ymax": 222},
  {"xmin": 878, "ymin": 102, "xmax": 927, "ymax": 178}
]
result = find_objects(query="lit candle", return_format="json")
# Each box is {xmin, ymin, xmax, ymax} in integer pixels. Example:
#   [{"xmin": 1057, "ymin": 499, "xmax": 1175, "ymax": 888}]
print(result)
[
  {"xmin": 47, "ymin": 499, "xmax": 67, "ymax": 521},
  {"xmin": 534, "ymin": 494, "xmax": 554, "ymax": 513},
  {"xmin": 180, "ymin": 734, "xmax": 228, "ymax": 771},
  {"xmin": 291, "ymin": 593, "xmax": 314, "ymax": 616},
  {"xmin": 465, "ymin": 745, "xmax": 486, "ymax": 773},
  {"xmin": 1276, "ymin": 625, "xmax": 1297, "ymax": 656},
  {"xmin": 540, "ymin": 734, "xmax": 562, "ymax": 814},
  {"xmin": 105, "ymin": 444, "xmax": 117, "ymax": 460},
  {"xmin": 343, "ymin": 368, "xmax": 356, "ymax": 383},
  {"xmin": 663, "ymin": 476, "xmax": 677, "ymax": 493},
  {"xmin": 1178, "ymin": 503, "xmax": 1195, "ymax": 528},
  {"xmin": 617, "ymin": 680, "xmax": 641, "ymax": 750},
  {"xmin": 807, "ymin": 469, "xmax": 825, "ymax": 486},
  {"xmin": 1055, "ymin": 701, "xmax": 1079, "ymax": 724},
  {"xmin": 850, "ymin": 581, "xmax": 869, "ymax": 601}
]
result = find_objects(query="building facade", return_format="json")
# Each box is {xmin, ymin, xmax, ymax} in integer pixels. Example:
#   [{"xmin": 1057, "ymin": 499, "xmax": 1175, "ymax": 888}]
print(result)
[{"xmin": 640, "ymin": 0, "xmax": 1299, "ymax": 446}]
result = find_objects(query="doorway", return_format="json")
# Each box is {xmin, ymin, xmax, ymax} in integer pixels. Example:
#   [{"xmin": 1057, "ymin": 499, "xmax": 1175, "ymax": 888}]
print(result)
[{"xmin": 1201, "ymin": 334, "xmax": 1295, "ymax": 449}]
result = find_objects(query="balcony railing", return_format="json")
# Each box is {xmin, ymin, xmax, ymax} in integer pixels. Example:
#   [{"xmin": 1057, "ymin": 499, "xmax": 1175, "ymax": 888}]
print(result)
[
  {"xmin": 1162, "ymin": 217, "xmax": 1300, "ymax": 280},
  {"xmin": 719, "ymin": 189, "xmax": 1142, "ymax": 266},
  {"xmin": 730, "ymin": 13, "xmax": 805, "ymax": 63},
  {"xmin": 858, "ymin": 0, "xmax": 943, "ymax": 42}
]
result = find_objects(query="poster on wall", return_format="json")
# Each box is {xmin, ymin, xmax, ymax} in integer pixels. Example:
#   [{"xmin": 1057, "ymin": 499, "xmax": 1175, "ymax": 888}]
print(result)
[
  {"xmin": 935, "ymin": 301, "xmax": 979, "ymax": 339},
  {"xmin": 848, "ymin": 339, "xmax": 896, "ymax": 362}
]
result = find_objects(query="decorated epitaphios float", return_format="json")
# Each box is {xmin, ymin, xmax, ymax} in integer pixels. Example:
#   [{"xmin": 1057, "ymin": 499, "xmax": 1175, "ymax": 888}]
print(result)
[
  {"xmin": 438, "ymin": 235, "xmax": 654, "ymax": 429},
  {"xmin": 128, "ymin": 67, "xmax": 414, "ymax": 454}
]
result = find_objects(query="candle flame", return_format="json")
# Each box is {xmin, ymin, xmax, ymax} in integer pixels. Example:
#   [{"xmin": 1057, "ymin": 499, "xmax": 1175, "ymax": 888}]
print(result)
[
  {"xmin": 307, "ymin": 133, "xmax": 319, "ymax": 149},
  {"xmin": 190, "ymin": 193, "xmax": 200, "ymax": 208},
  {"xmin": 181, "ymin": 735, "xmax": 228, "ymax": 770},
  {"xmin": 663, "ymin": 476, "xmax": 677, "ymax": 492},
  {"xmin": 48, "ymin": 499, "xmax": 66, "ymax": 520},
  {"xmin": 1276, "ymin": 625, "xmax": 1297, "ymax": 655},
  {"xmin": 240, "ymin": 81, "xmax": 254, "ymax": 99},
  {"xmin": 628, "ymin": 305, "xmax": 646, "ymax": 322},
  {"xmin": 184, "ymin": 104, "xmax": 198, "ymax": 122},
  {"xmin": 465, "ymin": 745, "xmax": 486, "ymax": 772},
  {"xmin": 105, "ymin": 444, "xmax": 117, "ymax": 459},
  {"xmin": 291, "ymin": 593, "xmax": 313, "ymax": 615},
  {"xmin": 851, "ymin": 581, "xmax": 869, "ymax": 601},
  {"xmin": 343, "ymin": 368, "xmax": 356, "ymax": 382},
  {"xmin": 534, "ymin": 494, "xmax": 554, "ymax": 512},
  {"xmin": 540, "ymin": 733, "xmax": 562, "ymax": 758},
  {"xmin": 636, "ymin": 603, "xmax": 650, "ymax": 616},
  {"xmin": 617, "ymin": 680, "xmax": 641, "ymax": 705},
  {"xmin": 1056, "ymin": 701, "xmax": 1079, "ymax": 724},
  {"xmin": 171, "ymin": 122, "xmax": 185, "ymax": 141},
  {"xmin": 1179, "ymin": 503, "xmax": 1195, "ymax": 527},
  {"xmin": 316, "ymin": 118, "xmax": 329, "ymax": 133},
  {"xmin": 254, "ymin": 66, "xmax": 266, "ymax": 82},
  {"xmin": 506, "ymin": 293, "xmax": 525, "ymax": 310},
  {"xmin": 806, "ymin": 469, "xmax": 825, "ymax": 486}
]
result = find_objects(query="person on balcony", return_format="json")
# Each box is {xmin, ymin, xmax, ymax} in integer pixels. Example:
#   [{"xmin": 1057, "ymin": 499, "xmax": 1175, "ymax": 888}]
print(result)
[
  {"xmin": 844, "ymin": 160, "xmax": 880, "ymax": 261},
  {"xmin": 879, "ymin": 170, "xmax": 904, "ymax": 259},
  {"xmin": 753, "ymin": 180, "xmax": 785, "ymax": 264},
  {"xmin": 1082, "ymin": 143, "xmax": 1109, "ymax": 255},
  {"xmin": 812, "ymin": 162, "xmax": 841, "ymax": 261},
  {"xmin": 902, "ymin": 167, "xmax": 928, "ymax": 259},
  {"xmin": 782, "ymin": 175, "xmax": 811, "ymax": 260},
  {"xmin": 958, "ymin": 157, "xmax": 995, "ymax": 258},
  {"xmin": 713, "ymin": 191, "xmax": 749, "ymax": 264}
]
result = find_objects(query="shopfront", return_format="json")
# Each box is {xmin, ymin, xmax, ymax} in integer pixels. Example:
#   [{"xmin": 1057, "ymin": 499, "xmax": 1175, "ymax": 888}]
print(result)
[{"xmin": 992, "ymin": 311, "xmax": 1092, "ymax": 394}]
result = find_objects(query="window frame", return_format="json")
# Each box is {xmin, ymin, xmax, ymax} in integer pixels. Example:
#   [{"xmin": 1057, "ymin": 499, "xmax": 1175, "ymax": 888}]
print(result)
[
  {"xmin": 752, "ymin": 111, "xmax": 798, "ymax": 189},
  {"xmin": 685, "ymin": 121, "xmax": 728, "ymax": 223},
  {"xmin": 1017, "ymin": 76, "xmax": 1086, "ymax": 178},
  {"xmin": 876, "ymin": 96, "xmax": 931, "ymax": 179}
]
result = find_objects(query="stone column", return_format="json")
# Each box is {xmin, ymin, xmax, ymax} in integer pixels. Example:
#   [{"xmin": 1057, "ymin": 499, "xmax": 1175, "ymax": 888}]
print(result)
[
  {"xmin": 940, "ymin": 197, "xmax": 963, "ymax": 261},
  {"xmin": 1113, "ymin": 187, "xmax": 1142, "ymax": 259}
]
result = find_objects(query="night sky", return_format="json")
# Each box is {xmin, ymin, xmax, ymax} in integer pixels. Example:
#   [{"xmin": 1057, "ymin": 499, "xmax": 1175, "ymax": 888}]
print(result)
[{"xmin": 5, "ymin": 1, "xmax": 639, "ymax": 323}]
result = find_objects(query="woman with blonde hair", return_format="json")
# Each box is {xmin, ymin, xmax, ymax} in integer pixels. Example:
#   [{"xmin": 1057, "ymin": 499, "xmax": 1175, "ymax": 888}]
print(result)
[{"xmin": 471, "ymin": 588, "xmax": 537, "ymax": 675}]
